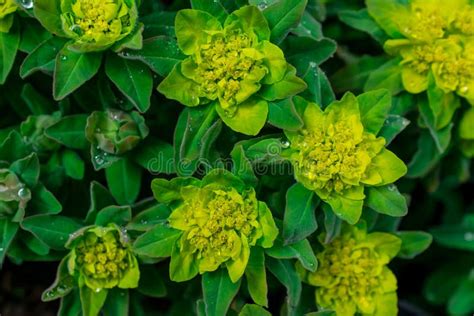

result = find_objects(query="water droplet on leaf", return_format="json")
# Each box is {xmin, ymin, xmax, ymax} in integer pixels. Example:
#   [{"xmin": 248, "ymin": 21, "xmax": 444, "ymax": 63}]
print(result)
[{"xmin": 20, "ymin": 0, "xmax": 33, "ymax": 9}]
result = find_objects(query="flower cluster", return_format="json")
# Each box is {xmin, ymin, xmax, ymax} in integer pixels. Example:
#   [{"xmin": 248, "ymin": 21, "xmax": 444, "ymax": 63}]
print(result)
[
  {"xmin": 67, "ymin": 225, "xmax": 139, "ymax": 291},
  {"xmin": 283, "ymin": 93, "xmax": 407, "ymax": 224},
  {"xmin": 0, "ymin": 0, "xmax": 16, "ymax": 33},
  {"xmin": 158, "ymin": 5, "xmax": 306, "ymax": 135},
  {"xmin": 151, "ymin": 169, "xmax": 278, "ymax": 282},
  {"xmin": 299, "ymin": 223, "xmax": 401, "ymax": 316},
  {"xmin": 61, "ymin": 0, "xmax": 138, "ymax": 51},
  {"xmin": 370, "ymin": 0, "xmax": 474, "ymax": 103}
]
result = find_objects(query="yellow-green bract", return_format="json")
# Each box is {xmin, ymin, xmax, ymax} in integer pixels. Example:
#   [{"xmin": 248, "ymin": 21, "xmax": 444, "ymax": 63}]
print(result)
[
  {"xmin": 282, "ymin": 93, "xmax": 407, "ymax": 224},
  {"xmin": 158, "ymin": 5, "xmax": 307, "ymax": 136},
  {"xmin": 298, "ymin": 222, "xmax": 401, "ymax": 316},
  {"xmin": 0, "ymin": 0, "xmax": 17, "ymax": 32},
  {"xmin": 151, "ymin": 169, "xmax": 278, "ymax": 283}
]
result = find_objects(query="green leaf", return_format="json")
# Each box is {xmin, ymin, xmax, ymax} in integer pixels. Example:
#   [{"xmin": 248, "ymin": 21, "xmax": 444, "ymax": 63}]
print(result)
[
  {"xmin": 331, "ymin": 56, "xmax": 388, "ymax": 93},
  {"xmin": 105, "ymin": 54, "xmax": 153, "ymax": 113},
  {"xmin": 105, "ymin": 158, "xmax": 142, "ymax": 205},
  {"xmin": 191, "ymin": 0, "xmax": 228, "ymax": 24},
  {"xmin": 21, "ymin": 215, "xmax": 83, "ymax": 250},
  {"xmin": 431, "ymin": 217, "xmax": 474, "ymax": 251},
  {"xmin": 291, "ymin": 11, "xmax": 323, "ymax": 40},
  {"xmin": 23, "ymin": 230, "xmax": 50, "ymax": 256},
  {"xmin": 365, "ymin": 185, "xmax": 408, "ymax": 217},
  {"xmin": 245, "ymin": 247, "xmax": 268, "ymax": 306},
  {"xmin": 365, "ymin": 0, "xmax": 405, "ymax": 38},
  {"xmin": 283, "ymin": 37, "xmax": 336, "ymax": 75},
  {"xmin": 0, "ymin": 130, "xmax": 29, "ymax": 163},
  {"xmin": 322, "ymin": 204, "xmax": 342, "ymax": 244},
  {"xmin": 266, "ymin": 257, "xmax": 301, "ymax": 315},
  {"xmin": 230, "ymin": 144, "xmax": 258, "ymax": 187},
  {"xmin": 95, "ymin": 206, "xmax": 132, "ymax": 227},
  {"xmin": 174, "ymin": 105, "xmax": 221, "ymax": 176},
  {"xmin": 283, "ymin": 183, "xmax": 319, "ymax": 244},
  {"xmin": 10, "ymin": 153, "xmax": 40, "ymax": 188},
  {"xmin": 133, "ymin": 137, "xmax": 175, "ymax": 175},
  {"xmin": 20, "ymin": 36, "xmax": 67, "ymax": 78},
  {"xmin": 263, "ymin": 0, "xmax": 308, "ymax": 44},
  {"xmin": 339, "ymin": 9, "xmax": 388, "ymax": 43},
  {"xmin": 45, "ymin": 115, "xmax": 89, "ymax": 150},
  {"xmin": 426, "ymin": 75, "xmax": 460, "ymax": 130},
  {"xmin": 53, "ymin": 49, "xmax": 102, "ymax": 100},
  {"xmin": 0, "ymin": 219, "xmax": 19, "ymax": 266},
  {"xmin": 33, "ymin": 0, "xmax": 66, "ymax": 36},
  {"xmin": 133, "ymin": 223, "xmax": 181, "ymax": 258},
  {"xmin": 260, "ymin": 64, "xmax": 307, "ymax": 101},
  {"xmin": 58, "ymin": 290, "xmax": 81, "ymax": 316},
  {"xmin": 266, "ymin": 238, "xmax": 317, "ymax": 272},
  {"xmin": 407, "ymin": 131, "xmax": 441, "ymax": 178},
  {"xmin": 396, "ymin": 231, "xmax": 432, "ymax": 259},
  {"xmin": 85, "ymin": 181, "xmax": 116, "ymax": 224},
  {"xmin": 0, "ymin": 21, "xmax": 20, "ymax": 84},
  {"xmin": 419, "ymin": 96, "xmax": 454, "ymax": 154},
  {"xmin": 357, "ymin": 89, "xmax": 391, "ymax": 135},
  {"xmin": 137, "ymin": 265, "xmax": 167, "ymax": 298},
  {"xmin": 301, "ymin": 64, "xmax": 335, "ymax": 108},
  {"xmin": 30, "ymin": 184, "xmax": 62, "ymax": 215},
  {"xmin": 239, "ymin": 304, "xmax": 271, "ymax": 316},
  {"xmin": 268, "ymin": 98, "xmax": 304, "ymax": 131},
  {"xmin": 378, "ymin": 115, "xmax": 410, "ymax": 145},
  {"xmin": 80, "ymin": 286, "xmax": 108, "ymax": 316},
  {"xmin": 20, "ymin": 84, "xmax": 57, "ymax": 115},
  {"xmin": 448, "ymin": 278, "xmax": 474, "ymax": 315},
  {"xmin": 102, "ymin": 288, "xmax": 129, "ymax": 316},
  {"xmin": 42, "ymin": 256, "xmax": 75, "ymax": 302},
  {"xmin": 202, "ymin": 269, "xmax": 242, "ymax": 316},
  {"xmin": 62, "ymin": 149, "xmax": 85, "ymax": 180},
  {"xmin": 126, "ymin": 204, "xmax": 171, "ymax": 232},
  {"xmin": 424, "ymin": 263, "xmax": 471, "ymax": 305},
  {"xmin": 364, "ymin": 58, "xmax": 403, "ymax": 95},
  {"xmin": 121, "ymin": 36, "xmax": 186, "ymax": 77}
]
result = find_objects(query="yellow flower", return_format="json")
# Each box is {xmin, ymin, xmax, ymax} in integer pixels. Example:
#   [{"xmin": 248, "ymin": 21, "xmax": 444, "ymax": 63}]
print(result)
[
  {"xmin": 151, "ymin": 169, "xmax": 278, "ymax": 282},
  {"xmin": 283, "ymin": 93, "xmax": 406, "ymax": 224},
  {"xmin": 299, "ymin": 223, "xmax": 401, "ymax": 316}
]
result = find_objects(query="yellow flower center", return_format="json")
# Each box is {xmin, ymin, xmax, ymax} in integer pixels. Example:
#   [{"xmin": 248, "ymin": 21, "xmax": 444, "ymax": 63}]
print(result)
[
  {"xmin": 435, "ymin": 57, "xmax": 474, "ymax": 93},
  {"xmin": 73, "ymin": 0, "xmax": 119, "ymax": 35},
  {"xmin": 172, "ymin": 188, "xmax": 259, "ymax": 265},
  {"xmin": 76, "ymin": 232, "xmax": 129, "ymax": 280},
  {"xmin": 315, "ymin": 237, "xmax": 384, "ymax": 310},
  {"xmin": 403, "ymin": 44, "xmax": 447, "ymax": 75},
  {"xmin": 402, "ymin": 6, "xmax": 447, "ymax": 41},
  {"xmin": 291, "ymin": 120, "xmax": 383, "ymax": 195},
  {"xmin": 453, "ymin": 7, "xmax": 474, "ymax": 35},
  {"xmin": 194, "ymin": 32, "xmax": 263, "ymax": 110}
]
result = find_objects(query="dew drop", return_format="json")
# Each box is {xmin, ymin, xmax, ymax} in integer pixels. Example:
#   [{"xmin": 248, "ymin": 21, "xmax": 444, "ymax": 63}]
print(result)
[
  {"xmin": 309, "ymin": 61, "xmax": 318, "ymax": 68},
  {"xmin": 281, "ymin": 139, "xmax": 291, "ymax": 148},
  {"xmin": 20, "ymin": 0, "xmax": 33, "ymax": 9},
  {"xmin": 95, "ymin": 288, "xmax": 102, "ymax": 293},
  {"xmin": 60, "ymin": 55, "xmax": 68, "ymax": 61},
  {"xmin": 464, "ymin": 232, "xmax": 474, "ymax": 241},
  {"xmin": 387, "ymin": 184, "xmax": 396, "ymax": 192},
  {"xmin": 257, "ymin": 0, "xmax": 268, "ymax": 10},
  {"xmin": 94, "ymin": 155, "xmax": 105, "ymax": 165},
  {"xmin": 18, "ymin": 187, "xmax": 29, "ymax": 199},
  {"xmin": 0, "ymin": 248, "xmax": 4, "ymax": 252}
]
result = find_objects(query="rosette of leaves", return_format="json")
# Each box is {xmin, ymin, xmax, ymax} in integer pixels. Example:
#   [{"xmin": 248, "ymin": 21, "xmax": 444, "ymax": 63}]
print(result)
[
  {"xmin": 29, "ymin": 181, "xmax": 167, "ymax": 316},
  {"xmin": 85, "ymin": 108, "xmax": 149, "ymax": 169},
  {"xmin": 157, "ymin": 5, "xmax": 307, "ymax": 136},
  {"xmin": 27, "ymin": 0, "xmax": 156, "ymax": 113},
  {"xmin": 0, "ymin": 130, "xmax": 62, "ymax": 265},
  {"xmin": 335, "ymin": 0, "xmax": 474, "ymax": 175}
]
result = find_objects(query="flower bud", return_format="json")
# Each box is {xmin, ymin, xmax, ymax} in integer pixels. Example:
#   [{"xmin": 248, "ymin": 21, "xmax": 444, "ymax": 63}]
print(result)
[
  {"xmin": 85, "ymin": 109, "xmax": 149, "ymax": 155},
  {"xmin": 0, "ymin": 169, "xmax": 31, "ymax": 217},
  {"xmin": 20, "ymin": 114, "xmax": 61, "ymax": 153}
]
